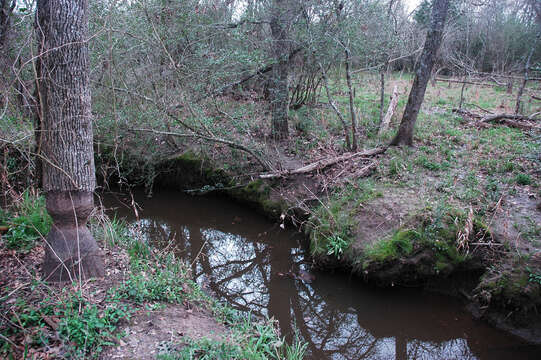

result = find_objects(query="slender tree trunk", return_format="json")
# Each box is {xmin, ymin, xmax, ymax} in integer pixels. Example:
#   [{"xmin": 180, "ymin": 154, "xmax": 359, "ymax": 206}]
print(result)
[
  {"xmin": 458, "ymin": 74, "xmax": 467, "ymax": 109},
  {"xmin": 38, "ymin": 0, "xmax": 104, "ymax": 282},
  {"xmin": 515, "ymin": 32, "xmax": 539, "ymax": 115},
  {"xmin": 345, "ymin": 47, "xmax": 357, "ymax": 151},
  {"xmin": 379, "ymin": 71, "xmax": 385, "ymax": 124},
  {"xmin": 270, "ymin": 0, "xmax": 290, "ymax": 140},
  {"xmin": 390, "ymin": 0, "xmax": 450, "ymax": 146}
]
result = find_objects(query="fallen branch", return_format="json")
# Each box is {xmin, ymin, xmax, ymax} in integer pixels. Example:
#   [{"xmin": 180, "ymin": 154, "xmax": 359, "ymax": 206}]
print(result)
[
  {"xmin": 133, "ymin": 128, "xmax": 273, "ymax": 172},
  {"xmin": 379, "ymin": 85, "xmax": 399, "ymax": 134},
  {"xmin": 452, "ymin": 108, "xmax": 541, "ymax": 130},
  {"xmin": 480, "ymin": 113, "xmax": 540, "ymax": 123},
  {"xmin": 435, "ymin": 78, "xmax": 498, "ymax": 87},
  {"xmin": 350, "ymin": 161, "xmax": 377, "ymax": 179},
  {"xmin": 480, "ymin": 114, "xmax": 540, "ymax": 131},
  {"xmin": 259, "ymin": 147, "xmax": 386, "ymax": 179}
]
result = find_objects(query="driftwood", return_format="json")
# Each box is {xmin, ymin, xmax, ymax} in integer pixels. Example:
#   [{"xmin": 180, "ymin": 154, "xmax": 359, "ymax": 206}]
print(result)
[
  {"xmin": 452, "ymin": 108, "xmax": 540, "ymax": 130},
  {"xmin": 379, "ymin": 85, "xmax": 399, "ymax": 134},
  {"xmin": 259, "ymin": 147, "xmax": 386, "ymax": 179}
]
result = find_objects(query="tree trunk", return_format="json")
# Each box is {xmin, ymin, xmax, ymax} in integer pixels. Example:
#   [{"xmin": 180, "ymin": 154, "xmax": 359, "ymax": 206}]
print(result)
[
  {"xmin": 515, "ymin": 32, "xmax": 539, "ymax": 115},
  {"xmin": 270, "ymin": 0, "xmax": 290, "ymax": 140},
  {"xmin": 0, "ymin": 0, "xmax": 15, "ymax": 107},
  {"xmin": 38, "ymin": 0, "xmax": 104, "ymax": 282},
  {"xmin": 0, "ymin": 0, "xmax": 15, "ymax": 49},
  {"xmin": 345, "ymin": 47, "xmax": 357, "ymax": 151},
  {"xmin": 390, "ymin": 0, "xmax": 450, "ymax": 146},
  {"xmin": 379, "ymin": 71, "xmax": 385, "ymax": 124}
]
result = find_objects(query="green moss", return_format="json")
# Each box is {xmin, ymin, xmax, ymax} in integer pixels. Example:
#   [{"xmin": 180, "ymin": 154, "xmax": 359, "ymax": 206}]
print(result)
[
  {"xmin": 365, "ymin": 230, "xmax": 418, "ymax": 262},
  {"xmin": 227, "ymin": 180, "xmax": 286, "ymax": 219}
]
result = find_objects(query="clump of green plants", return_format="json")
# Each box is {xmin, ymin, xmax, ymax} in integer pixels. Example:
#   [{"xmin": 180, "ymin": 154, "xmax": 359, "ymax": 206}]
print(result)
[
  {"xmin": 365, "ymin": 229, "xmax": 417, "ymax": 262},
  {"xmin": 527, "ymin": 267, "xmax": 541, "ymax": 286},
  {"xmin": 514, "ymin": 173, "xmax": 532, "ymax": 185},
  {"xmin": 114, "ymin": 248, "xmax": 195, "ymax": 304},
  {"xmin": 157, "ymin": 316, "xmax": 306, "ymax": 360},
  {"xmin": 1, "ymin": 287, "xmax": 131, "ymax": 358},
  {"xmin": 0, "ymin": 191, "xmax": 52, "ymax": 251},
  {"xmin": 309, "ymin": 180, "xmax": 382, "ymax": 259}
]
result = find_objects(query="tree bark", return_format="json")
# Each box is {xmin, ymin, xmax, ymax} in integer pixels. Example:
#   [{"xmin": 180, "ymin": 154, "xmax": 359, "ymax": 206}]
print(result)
[
  {"xmin": 270, "ymin": 0, "xmax": 290, "ymax": 140},
  {"xmin": 390, "ymin": 0, "xmax": 450, "ymax": 146},
  {"xmin": 38, "ymin": 0, "xmax": 104, "ymax": 282}
]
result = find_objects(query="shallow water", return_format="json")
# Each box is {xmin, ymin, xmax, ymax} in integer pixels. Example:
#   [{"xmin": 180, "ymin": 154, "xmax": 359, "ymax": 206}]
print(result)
[{"xmin": 103, "ymin": 190, "xmax": 541, "ymax": 360}]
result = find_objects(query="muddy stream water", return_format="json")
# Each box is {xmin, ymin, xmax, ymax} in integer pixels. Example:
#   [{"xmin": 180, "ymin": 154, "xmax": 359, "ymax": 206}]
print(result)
[{"xmin": 104, "ymin": 190, "xmax": 541, "ymax": 360}]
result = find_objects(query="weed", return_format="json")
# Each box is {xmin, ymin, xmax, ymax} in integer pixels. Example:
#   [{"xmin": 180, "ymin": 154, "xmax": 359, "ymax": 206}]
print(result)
[
  {"xmin": 415, "ymin": 155, "xmax": 448, "ymax": 171},
  {"xmin": 2, "ymin": 290, "xmax": 131, "ymax": 359},
  {"xmin": 365, "ymin": 229, "xmax": 417, "ymax": 261},
  {"xmin": 114, "ymin": 252, "xmax": 192, "ymax": 304},
  {"xmin": 527, "ymin": 268, "xmax": 541, "ymax": 286},
  {"xmin": 514, "ymin": 173, "xmax": 532, "ymax": 185},
  {"xmin": 326, "ymin": 235, "xmax": 349, "ymax": 259},
  {"xmin": 1, "ymin": 192, "xmax": 51, "ymax": 251}
]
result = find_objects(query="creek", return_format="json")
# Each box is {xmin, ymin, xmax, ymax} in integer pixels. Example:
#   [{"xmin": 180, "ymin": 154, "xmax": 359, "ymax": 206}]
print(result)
[{"xmin": 104, "ymin": 190, "xmax": 541, "ymax": 360}]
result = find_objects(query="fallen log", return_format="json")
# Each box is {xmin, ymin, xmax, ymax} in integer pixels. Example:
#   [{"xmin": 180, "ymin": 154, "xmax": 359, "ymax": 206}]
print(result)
[
  {"xmin": 435, "ymin": 78, "xmax": 497, "ymax": 87},
  {"xmin": 480, "ymin": 113, "xmax": 540, "ymax": 123},
  {"xmin": 259, "ymin": 147, "xmax": 386, "ymax": 179},
  {"xmin": 480, "ymin": 114, "xmax": 540, "ymax": 131},
  {"xmin": 379, "ymin": 85, "xmax": 399, "ymax": 135},
  {"xmin": 452, "ymin": 109, "xmax": 540, "ymax": 130}
]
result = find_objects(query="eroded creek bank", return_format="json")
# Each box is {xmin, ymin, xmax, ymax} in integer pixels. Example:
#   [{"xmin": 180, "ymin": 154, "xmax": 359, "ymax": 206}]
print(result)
[{"xmin": 98, "ymin": 150, "xmax": 541, "ymax": 350}]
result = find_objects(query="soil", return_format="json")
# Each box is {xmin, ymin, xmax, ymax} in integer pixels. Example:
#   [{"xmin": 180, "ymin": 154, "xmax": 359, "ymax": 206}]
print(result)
[
  {"xmin": 101, "ymin": 305, "xmax": 227, "ymax": 360},
  {"xmin": 350, "ymin": 185, "xmax": 425, "ymax": 253}
]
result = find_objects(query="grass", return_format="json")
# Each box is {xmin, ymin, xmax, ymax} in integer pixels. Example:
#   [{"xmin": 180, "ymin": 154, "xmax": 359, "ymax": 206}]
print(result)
[
  {"xmin": 365, "ymin": 229, "xmax": 417, "ymax": 262},
  {"xmin": 0, "ymin": 191, "xmax": 51, "ymax": 252}
]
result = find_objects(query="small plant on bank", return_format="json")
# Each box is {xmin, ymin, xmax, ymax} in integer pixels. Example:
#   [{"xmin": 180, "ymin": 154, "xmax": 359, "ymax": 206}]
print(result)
[
  {"xmin": 326, "ymin": 235, "xmax": 349, "ymax": 259},
  {"xmin": 527, "ymin": 267, "xmax": 541, "ymax": 286}
]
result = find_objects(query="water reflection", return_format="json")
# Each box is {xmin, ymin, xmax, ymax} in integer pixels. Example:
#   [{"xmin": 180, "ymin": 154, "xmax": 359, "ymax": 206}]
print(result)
[{"xmin": 104, "ymin": 191, "xmax": 540, "ymax": 360}]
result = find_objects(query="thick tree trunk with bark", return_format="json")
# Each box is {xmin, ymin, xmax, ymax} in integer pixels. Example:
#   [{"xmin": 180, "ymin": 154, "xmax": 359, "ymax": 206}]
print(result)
[
  {"xmin": 0, "ymin": 0, "xmax": 15, "ymax": 49},
  {"xmin": 37, "ymin": 0, "xmax": 104, "ymax": 282},
  {"xmin": 390, "ymin": 0, "xmax": 450, "ymax": 146},
  {"xmin": 270, "ymin": 0, "xmax": 290, "ymax": 140}
]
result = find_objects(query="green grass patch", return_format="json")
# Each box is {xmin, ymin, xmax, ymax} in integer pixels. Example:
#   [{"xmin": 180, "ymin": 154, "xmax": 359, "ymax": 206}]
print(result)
[
  {"xmin": 0, "ymin": 191, "xmax": 51, "ymax": 252},
  {"xmin": 365, "ymin": 229, "xmax": 417, "ymax": 262}
]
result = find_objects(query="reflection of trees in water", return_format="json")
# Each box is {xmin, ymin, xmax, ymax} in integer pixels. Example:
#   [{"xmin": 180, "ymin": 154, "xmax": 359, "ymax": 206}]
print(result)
[{"xmin": 130, "ymin": 218, "xmax": 481, "ymax": 360}]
